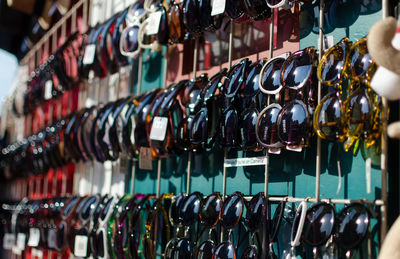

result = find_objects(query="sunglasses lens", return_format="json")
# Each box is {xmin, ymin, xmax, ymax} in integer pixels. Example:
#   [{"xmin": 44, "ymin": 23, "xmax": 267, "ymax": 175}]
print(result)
[
  {"xmin": 195, "ymin": 240, "xmax": 214, "ymax": 259},
  {"xmin": 242, "ymin": 245, "xmax": 258, "ymax": 259},
  {"xmin": 200, "ymin": 193, "xmax": 221, "ymax": 229},
  {"xmin": 267, "ymin": 0, "xmax": 283, "ymax": 5},
  {"xmin": 239, "ymin": 108, "xmax": 258, "ymax": 150},
  {"xmin": 213, "ymin": 242, "xmax": 236, "ymax": 259},
  {"xmin": 282, "ymin": 50, "xmax": 313, "ymax": 89},
  {"xmin": 278, "ymin": 101, "xmax": 309, "ymax": 146},
  {"xmin": 224, "ymin": 60, "xmax": 246, "ymax": 97},
  {"xmin": 246, "ymin": 193, "xmax": 264, "ymax": 232},
  {"xmin": 244, "ymin": 61, "xmax": 263, "ymax": 97},
  {"xmin": 221, "ymin": 194, "xmax": 243, "ymax": 229},
  {"xmin": 346, "ymin": 89, "xmax": 372, "ymax": 137},
  {"xmin": 257, "ymin": 105, "xmax": 281, "ymax": 147},
  {"xmin": 175, "ymin": 238, "xmax": 192, "ymax": 258},
  {"xmin": 337, "ymin": 204, "xmax": 369, "ymax": 250},
  {"xmin": 290, "ymin": 205, "xmax": 303, "ymax": 244},
  {"xmin": 350, "ymin": 41, "xmax": 374, "ymax": 78},
  {"xmin": 180, "ymin": 193, "xmax": 202, "ymax": 226},
  {"xmin": 260, "ymin": 58, "xmax": 285, "ymax": 93},
  {"xmin": 164, "ymin": 239, "xmax": 177, "ymax": 259},
  {"xmin": 122, "ymin": 26, "xmax": 139, "ymax": 53},
  {"xmin": 218, "ymin": 108, "xmax": 238, "ymax": 147},
  {"xmin": 314, "ymin": 93, "xmax": 345, "ymax": 141},
  {"xmin": 303, "ymin": 203, "xmax": 335, "ymax": 246},
  {"xmin": 270, "ymin": 202, "xmax": 285, "ymax": 241},
  {"xmin": 319, "ymin": 47, "xmax": 346, "ymax": 83},
  {"xmin": 191, "ymin": 109, "xmax": 208, "ymax": 145},
  {"xmin": 56, "ymin": 223, "xmax": 65, "ymax": 249},
  {"xmin": 97, "ymin": 232, "xmax": 105, "ymax": 257}
]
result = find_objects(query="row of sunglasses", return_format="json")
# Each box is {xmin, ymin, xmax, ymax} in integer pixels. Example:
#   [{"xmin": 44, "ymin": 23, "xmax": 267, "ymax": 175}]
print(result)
[
  {"xmin": 2, "ymin": 192, "xmax": 376, "ymax": 259},
  {"xmin": 2, "ymin": 36, "xmax": 381, "ymax": 179},
  {"xmin": 19, "ymin": 0, "xmax": 325, "ymax": 116}
]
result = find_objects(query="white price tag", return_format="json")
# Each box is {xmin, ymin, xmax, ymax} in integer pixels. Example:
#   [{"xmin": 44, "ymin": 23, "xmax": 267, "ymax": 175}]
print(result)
[
  {"xmin": 224, "ymin": 157, "xmax": 267, "ymax": 168},
  {"xmin": 150, "ymin": 117, "xmax": 168, "ymax": 141},
  {"xmin": 16, "ymin": 233, "xmax": 26, "ymax": 251},
  {"xmin": 44, "ymin": 80, "xmax": 53, "ymax": 100},
  {"xmin": 268, "ymin": 148, "xmax": 281, "ymax": 154},
  {"xmin": 146, "ymin": 11, "xmax": 162, "ymax": 35},
  {"xmin": 3, "ymin": 233, "xmax": 15, "ymax": 250},
  {"xmin": 139, "ymin": 147, "xmax": 153, "ymax": 170},
  {"xmin": 83, "ymin": 44, "xmax": 96, "ymax": 65},
  {"xmin": 211, "ymin": 0, "xmax": 226, "ymax": 16},
  {"xmin": 47, "ymin": 228, "xmax": 56, "ymax": 249},
  {"xmin": 12, "ymin": 245, "xmax": 21, "ymax": 255},
  {"xmin": 74, "ymin": 235, "xmax": 88, "ymax": 257},
  {"xmin": 286, "ymin": 146, "xmax": 302, "ymax": 152},
  {"xmin": 32, "ymin": 248, "xmax": 43, "ymax": 258},
  {"xmin": 28, "ymin": 228, "xmax": 40, "ymax": 247}
]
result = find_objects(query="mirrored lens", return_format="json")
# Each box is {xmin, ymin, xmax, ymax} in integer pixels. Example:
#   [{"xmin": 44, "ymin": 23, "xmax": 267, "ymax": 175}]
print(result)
[
  {"xmin": 122, "ymin": 26, "xmax": 139, "ymax": 53},
  {"xmin": 256, "ymin": 104, "xmax": 282, "ymax": 147},
  {"xmin": 195, "ymin": 240, "xmax": 214, "ymax": 259},
  {"xmin": 213, "ymin": 242, "xmax": 236, "ymax": 259},
  {"xmin": 278, "ymin": 101, "xmax": 309, "ymax": 146},
  {"xmin": 303, "ymin": 203, "xmax": 335, "ymax": 246},
  {"xmin": 319, "ymin": 45, "xmax": 346, "ymax": 84},
  {"xmin": 180, "ymin": 192, "xmax": 202, "ymax": 226},
  {"xmin": 174, "ymin": 238, "xmax": 192, "ymax": 258},
  {"xmin": 345, "ymin": 88, "xmax": 372, "ymax": 138},
  {"xmin": 350, "ymin": 40, "xmax": 374, "ymax": 78},
  {"xmin": 170, "ymin": 193, "xmax": 185, "ymax": 227}
]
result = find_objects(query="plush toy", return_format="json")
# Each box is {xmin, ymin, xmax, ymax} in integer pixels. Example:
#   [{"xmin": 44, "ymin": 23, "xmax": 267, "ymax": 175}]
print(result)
[
  {"xmin": 379, "ymin": 216, "xmax": 400, "ymax": 259},
  {"xmin": 368, "ymin": 17, "xmax": 400, "ymax": 139}
]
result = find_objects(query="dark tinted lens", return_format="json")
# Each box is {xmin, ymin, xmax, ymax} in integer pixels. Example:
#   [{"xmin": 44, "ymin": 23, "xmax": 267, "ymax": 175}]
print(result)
[
  {"xmin": 123, "ymin": 26, "xmax": 139, "ymax": 53},
  {"xmin": 164, "ymin": 239, "xmax": 178, "ymax": 259},
  {"xmin": 81, "ymin": 196, "xmax": 98, "ymax": 221},
  {"xmin": 239, "ymin": 108, "xmax": 259, "ymax": 150},
  {"xmin": 218, "ymin": 108, "xmax": 238, "ymax": 147},
  {"xmin": 225, "ymin": 0, "xmax": 245, "ymax": 20},
  {"xmin": 303, "ymin": 203, "xmax": 335, "ymax": 246},
  {"xmin": 221, "ymin": 193, "xmax": 243, "ymax": 229},
  {"xmin": 170, "ymin": 193, "xmax": 185, "ymax": 226},
  {"xmin": 270, "ymin": 201, "xmax": 285, "ymax": 241},
  {"xmin": 267, "ymin": 0, "xmax": 283, "ymax": 5},
  {"xmin": 62, "ymin": 196, "xmax": 78, "ymax": 217},
  {"xmin": 191, "ymin": 109, "xmax": 208, "ymax": 145},
  {"xmin": 346, "ymin": 89, "xmax": 372, "ymax": 137},
  {"xmin": 278, "ymin": 101, "xmax": 309, "ymax": 146},
  {"xmin": 244, "ymin": 61, "xmax": 263, "ymax": 97},
  {"xmin": 337, "ymin": 204, "xmax": 369, "ymax": 250},
  {"xmin": 260, "ymin": 58, "xmax": 285, "ymax": 93},
  {"xmin": 213, "ymin": 242, "xmax": 236, "ymax": 259},
  {"xmin": 174, "ymin": 238, "xmax": 192, "ymax": 258},
  {"xmin": 97, "ymin": 231, "xmax": 105, "ymax": 257},
  {"xmin": 195, "ymin": 240, "xmax": 214, "ymax": 259},
  {"xmin": 319, "ymin": 46, "xmax": 346, "ymax": 83},
  {"xmin": 242, "ymin": 0, "xmax": 271, "ymax": 20},
  {"xmin": 180, "ymin": 193, "xmax": 202, "ymax": 226},
  {"xmin": 200, "ymin": 193, "xmax": 221, "ymax": 228},
  {"xmin": 224, "ymin": 60, "xmax": 247, "ymax": 97},
  {"xmin": 56, "ymin": 222, "xmax": 65, "ymax": 250},
  {"xmin": 257, "ymin": 105, "xmax": 281, "ymax": 147},
  {"xmin": 101, "ymin": 196, "xmax": 114, "ymax": 221},
  {"xmin": 245, "ymin": 193, "xmax": 265, "ymax": 233},
  {"xmin": 282, "ymin": 50, "xmax": 313, "ymax": 89},
  {"xmin": 241, "ymin": 245, "xmax": 258, "ymax": 259}
]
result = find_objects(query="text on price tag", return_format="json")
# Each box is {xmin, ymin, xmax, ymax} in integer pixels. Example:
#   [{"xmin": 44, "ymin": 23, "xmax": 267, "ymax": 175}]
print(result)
[
  {"xmin": 211, "ymin": 0, "xmax": 226, "ymax": 16},
  {"xmin": 150, "ymin": 117, "xmax": 168, "ymax": 141},
  {"xmin": 74, "ymin": 235, "xmax": 88, "ymax": 257}
]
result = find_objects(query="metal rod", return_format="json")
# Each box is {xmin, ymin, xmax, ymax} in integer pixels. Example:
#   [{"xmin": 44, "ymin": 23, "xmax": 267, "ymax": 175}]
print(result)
[
  {"xmin": 380, "ymin": 0, "xmax": 389, "ymax": 243},
  {"xmin": 156, "ymin": 159, "xmax": 162, "ymax": 197},
  {"xmin": 315, "ymin": 0, "xmax": 325, "ymax": 202},
  {"xmin": 263, "ymin": 196, "xmax": 385, "ymax": 205}
]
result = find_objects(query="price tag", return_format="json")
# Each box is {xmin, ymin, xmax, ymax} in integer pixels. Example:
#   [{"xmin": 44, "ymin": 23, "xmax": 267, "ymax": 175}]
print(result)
[
  {"xmin": 120, "ymin": 153, "xmax": 130, "ymax": 174},
  {"xmin": 3, "ymin": 233, "xmax": 15, "ymax": 250},
  {"xmin": 83, "ymin": 44, "xmax": 96, "ymax": 65},
  {"xmin": 224, "ymin": 157, "xmax": 267, "ymax": 168},
  {"xmin": 139, "ymin": 147, "xmax": 153, "ymax": 170},
  {"xmin": 12, "ymin": 245, "xmax": 21, "ymax": 255},
  {"xmin": 150, "ymin": 117, "xmax": 168, "ymax": 141},
  {"xmin": 44, "ymin": 80, "xmax": 53, "ymax": 100},
  {"xmin": 16, "ymin": 233, "xmax": 26, "ymax": 251},
  {"xmin": 146, "ymin": 11, "xmax": 162, "ymax": 35},
  {"xmin": 286, "ymin": 146, "xmax": 302, "ymax": 152},
  {"xmin": 32, "ymin": 248, "xmax": 43, "ymax": 258},
  {"xmin": 28, "ymin": 228, "xmax": 40, "ymax": 247},
  {"xmin": 211, "ymin": 0, "xmax": 226, "ymax": 16},
  {"xmin": 47, "ymin": 228, "xmax": 56, "ymax": 249},
  {"xmin": 268, "ymin": 148, "xmax": 281, "ymax": 154},
  {"xmin": 74, "ymin": 235, "xmax": 88, "ymax": 257}
]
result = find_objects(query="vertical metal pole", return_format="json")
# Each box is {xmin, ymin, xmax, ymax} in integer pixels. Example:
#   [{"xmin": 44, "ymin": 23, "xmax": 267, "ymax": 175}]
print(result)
[
  {"xmin": 131, "ymin": 55, "xmax": 143, "ymax": 194},
  {"xmin": 380, "ymin": 0, "xmax": 389, "ymax": 243},
  {"xmin": 315, "ymin": 0, "xmax": 325, "ymax": 202},
  {"xmin": 186, "ymin": 37, "xmax": 199, "ymax": 194}
]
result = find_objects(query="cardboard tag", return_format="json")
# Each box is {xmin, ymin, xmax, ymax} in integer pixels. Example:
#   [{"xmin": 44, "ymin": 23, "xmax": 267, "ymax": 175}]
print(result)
[
  {"xmin": 119, "ymin": 153, "xmax": 130, "ymax": 174},
  {"xmin": 44, "ymin": 80, "xmax": 53, "ymax": 100},
  {"xmin": 211, "ymin": 0, "xmax": 226, "ymax": 16},
  {"xmin": 146, "ymin": 12, "xmax": 162, "ymax": 35},
  {"xmin": 83, "ymin": 44, "xmax": 96, "ymax": 65},
  {"xmin": 12, "ymin": 245, "xmax": 21, "ymax": 255},
  {"xmin": 3, "ymin": 233, "xmax": 15, "ymax": 250},
  {"xmin": 150, "ymin": 117, "xmax": 168, "ymax": 141},
  {"xmin": 16, "ymin": 233, "xmax": 26, "ymax": 251},
  {"xmin": 32, "ymin": 248, "xmax": 43, "ymax": 258},
  {"xmin": 224, "ymin": 157, "xmax": 267, "ymax": 167},
  {"xmin": 47, "ymin": 228, "xmax": 56, "ymax": 249},
  {"xmin": 139, "ymin": 147, "xmax": 153, "ymax": 170},
  {"xmin": 28, "ymin": 228, "xmax": 40, "ymax": 247},
  {"xmin": 74, "ymin": 235, "xmax": 88, "ymax": 257}
]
